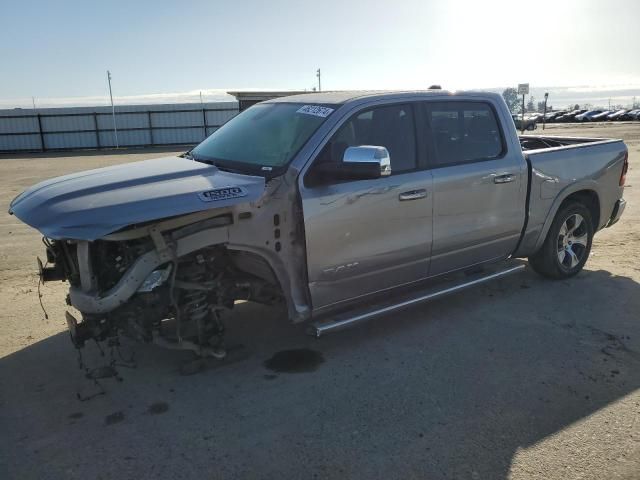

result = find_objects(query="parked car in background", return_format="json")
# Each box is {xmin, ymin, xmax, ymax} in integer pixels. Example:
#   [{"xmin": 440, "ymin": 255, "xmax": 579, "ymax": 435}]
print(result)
[
  {"xmin": 575, "ymin": 110, "xmax": 604, "ymax": 122},
  {"xmin": 619, "ymin": 109, "xmax": 640, "ymax": 121},
  {"xmin": 556, "ymin": 109, "xmax": 587, "ymax": 122},
  {"xmin": 512, "ymin": 113, "xmax": 537, "ymax": 131},
  {"xmin": 607, "ymin": 109, "xmax": 628, "ymax": 120},
  {"xmin": 590, "ymin": 111, "xmax": 613, "ymax": 121},
  {"xmin": 527, "ymin": 113, "xmax": 544, "ymax": 123},
  {"xmin": 545, "ymin": 111, "xmax": 566, "ymax": 122}
]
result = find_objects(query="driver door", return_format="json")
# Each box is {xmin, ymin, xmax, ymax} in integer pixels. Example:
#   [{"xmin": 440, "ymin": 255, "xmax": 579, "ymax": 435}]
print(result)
[{"xmin": 300, "ymin": 103, "xmax": 433, "ymax": 311}]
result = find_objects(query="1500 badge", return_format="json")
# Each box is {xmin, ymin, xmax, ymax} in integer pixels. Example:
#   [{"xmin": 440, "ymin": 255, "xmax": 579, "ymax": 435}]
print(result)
[{"xmin": 198, "ymin": 186, "xmax": 247, "ymax": 202}]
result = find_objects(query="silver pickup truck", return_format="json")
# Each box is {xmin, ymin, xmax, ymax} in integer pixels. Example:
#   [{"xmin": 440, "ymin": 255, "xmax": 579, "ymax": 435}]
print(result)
[{"xmin": 9, "ymin": 91, "xmax": 628, "ymax": 357}]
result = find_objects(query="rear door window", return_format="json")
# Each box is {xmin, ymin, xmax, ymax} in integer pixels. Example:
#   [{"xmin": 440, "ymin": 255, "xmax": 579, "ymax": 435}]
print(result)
[{"xmin": 426, "ymin": 102, "xmax": 505, "ymax": 167}]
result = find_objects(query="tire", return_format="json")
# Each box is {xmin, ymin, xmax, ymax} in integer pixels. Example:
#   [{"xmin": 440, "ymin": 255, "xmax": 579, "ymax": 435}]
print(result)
[
  {"xmin": 527, "ymin": 123, "xmax": 536, "ymax": 131},
  {"xmin": 528, "ymin": 202, "xmax": 594, "ymax": 279}
]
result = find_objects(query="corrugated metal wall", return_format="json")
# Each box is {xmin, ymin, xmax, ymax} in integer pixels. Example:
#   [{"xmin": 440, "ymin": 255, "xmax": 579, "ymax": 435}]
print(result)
[{"xmin": 0, "ymin": 102, "xmax": 239, "ymax": 152}]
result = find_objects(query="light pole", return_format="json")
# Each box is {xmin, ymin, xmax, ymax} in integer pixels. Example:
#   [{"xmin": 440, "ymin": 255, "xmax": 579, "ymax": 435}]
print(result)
[
  {"xmin": 316, "ymin": 68, "xmax": 321, "ymax": 92},
  {"xmin": 107, "ymin": 70, "xmax": 119, "ymax": 148},
  {"xmin": 543, "ymin": 92, "xmax": 549, "ymax": 130},
  {"xmin": 521, "ymin": 94, "xmax": 525, "ymax": 134}
]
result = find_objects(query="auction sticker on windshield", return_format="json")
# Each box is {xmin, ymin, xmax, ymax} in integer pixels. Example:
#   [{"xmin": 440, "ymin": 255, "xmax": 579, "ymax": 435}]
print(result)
[
  {"xmin": 296, "ymin": 105, "xmax": 334, "ymax": 117},
  {"xmin": 198, "ymin": 186, "xmax": 247, "ymax": 202}
]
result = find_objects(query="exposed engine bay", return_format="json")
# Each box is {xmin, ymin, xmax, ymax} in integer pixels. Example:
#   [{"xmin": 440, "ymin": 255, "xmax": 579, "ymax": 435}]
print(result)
[
  {"xmin": 41, "ymin": 229, "xmax": 284, "ymax": 359},
  {"xmin": 10, "ymin": 154, "xmax": 312, "ymax": 365}
]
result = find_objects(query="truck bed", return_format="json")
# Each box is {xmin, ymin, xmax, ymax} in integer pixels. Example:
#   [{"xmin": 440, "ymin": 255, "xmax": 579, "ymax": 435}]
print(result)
[
  {"xmin": 514, "ymin": 134, "xmax": 627, "ymax": 258},
  {"xmin": 519, "ymin": 135, "xmax": 620, "ymax": 152}
]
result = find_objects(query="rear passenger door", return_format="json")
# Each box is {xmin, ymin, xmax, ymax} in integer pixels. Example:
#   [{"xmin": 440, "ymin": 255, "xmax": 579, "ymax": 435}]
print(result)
[
  {"xmin": 301, "ymin": 103, "xmax": 433, "ymax": 310},
  {"xmin": 424, "ymin": 101, "xmax": 527, "ymax": 276}
]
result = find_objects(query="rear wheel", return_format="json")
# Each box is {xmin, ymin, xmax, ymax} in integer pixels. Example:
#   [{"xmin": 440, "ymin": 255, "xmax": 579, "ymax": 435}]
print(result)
[{"xmin": 528, "ymin": 202, "xmax": 594, "ymax": 279}]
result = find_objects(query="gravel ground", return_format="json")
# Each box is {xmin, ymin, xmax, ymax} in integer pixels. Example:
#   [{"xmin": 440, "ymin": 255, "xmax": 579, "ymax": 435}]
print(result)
[{"xmin": 1, "ymin": 124, "xmax": 639, "ymax": 480}]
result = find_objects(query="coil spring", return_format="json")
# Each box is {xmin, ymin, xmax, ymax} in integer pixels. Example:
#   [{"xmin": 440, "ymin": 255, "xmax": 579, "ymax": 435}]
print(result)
[{"xmin": 180, "ymin": 265, "xmax": 210, "ymax": 343}]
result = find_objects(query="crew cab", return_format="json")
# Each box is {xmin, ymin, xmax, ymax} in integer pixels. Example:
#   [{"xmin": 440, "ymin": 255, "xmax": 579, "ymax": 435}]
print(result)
[{"xmin": 9, "ymin": 91, "xmax": 628, "ymax": 357}]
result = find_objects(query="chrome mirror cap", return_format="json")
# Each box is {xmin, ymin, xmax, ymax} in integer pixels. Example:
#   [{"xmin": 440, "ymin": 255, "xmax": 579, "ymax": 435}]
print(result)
[{"xmin": 342, "ymin": 145, "xmax": 391, "ymax": 177}]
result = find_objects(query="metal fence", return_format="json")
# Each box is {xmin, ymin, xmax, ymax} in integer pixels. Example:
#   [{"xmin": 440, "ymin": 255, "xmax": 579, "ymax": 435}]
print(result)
[{"xmin": 0, "ymin": 102, "xmax": 239, "ymax": 153}]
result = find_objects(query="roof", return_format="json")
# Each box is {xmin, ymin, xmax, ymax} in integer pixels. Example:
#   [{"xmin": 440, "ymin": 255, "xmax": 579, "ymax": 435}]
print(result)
[
  {"xmin": 264, "ymin": 91, "xmax": 383, "ymax": 105},
  {"xmin": 226, "ymin": 91, "xmax": 306, "ymax": 101},
  {"xmin": 264, "ymin": 89, "xmax": 497, "ymax": 105}
]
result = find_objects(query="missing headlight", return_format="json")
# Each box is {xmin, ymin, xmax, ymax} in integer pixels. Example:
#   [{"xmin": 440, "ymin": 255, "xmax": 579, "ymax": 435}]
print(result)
[{"xmin": 137, "ymin": 265, "xmax": 172, "ymax": 292}]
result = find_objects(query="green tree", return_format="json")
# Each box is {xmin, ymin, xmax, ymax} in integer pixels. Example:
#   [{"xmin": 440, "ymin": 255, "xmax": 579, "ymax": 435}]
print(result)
[
  {"xmin": 502, "ymin": 88, "xmax": 520, "ymax": 113},
  {"xmin": 527, "ymin": 96, "xmax": 535, "ymax": 112}
]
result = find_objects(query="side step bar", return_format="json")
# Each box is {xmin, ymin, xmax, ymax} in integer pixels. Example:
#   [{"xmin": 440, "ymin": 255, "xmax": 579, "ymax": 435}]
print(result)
[{"xmin": 308, "ymin": 263, "xmax": 526, "ymax": 337}]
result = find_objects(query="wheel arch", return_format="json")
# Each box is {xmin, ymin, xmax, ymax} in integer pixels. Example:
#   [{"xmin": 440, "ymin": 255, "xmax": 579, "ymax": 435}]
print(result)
[
  {"xmin": 226, "ymin": 243, "xmax": 311, "ymax": 323},
  {"xmin": 533, "ymin": 187, "xmax": 601, "ymax": 253},
  {"xmin": 560, "ymin": 190, "xmax": 600, "ymax": 230}
]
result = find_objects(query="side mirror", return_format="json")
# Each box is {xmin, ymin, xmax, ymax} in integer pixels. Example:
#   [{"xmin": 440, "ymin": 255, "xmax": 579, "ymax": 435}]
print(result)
[{"xmin": 341, "ymin": 145, "xmax": 391, "ymax": 179}]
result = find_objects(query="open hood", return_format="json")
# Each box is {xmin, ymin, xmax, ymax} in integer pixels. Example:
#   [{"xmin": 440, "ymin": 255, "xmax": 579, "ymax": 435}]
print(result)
[{"xmin": 8, "ymin": 156, "xmax": 266, "ymax": 241}]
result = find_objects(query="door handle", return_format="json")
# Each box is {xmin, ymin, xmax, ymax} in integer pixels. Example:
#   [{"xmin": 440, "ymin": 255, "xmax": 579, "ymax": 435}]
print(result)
[
  {"xmin": 493, "ymin": 174, "xmax": 515, "ymax": 184},
  {"xmin": 399, "ymin": 189, "xmax": 427, "ymax": 201}
]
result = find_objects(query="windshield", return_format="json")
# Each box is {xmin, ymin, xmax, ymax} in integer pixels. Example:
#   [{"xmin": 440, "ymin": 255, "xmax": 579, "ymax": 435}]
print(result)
[{"xmin": 191, "ymin": 103, "xmax": 335, "ymax": 174}]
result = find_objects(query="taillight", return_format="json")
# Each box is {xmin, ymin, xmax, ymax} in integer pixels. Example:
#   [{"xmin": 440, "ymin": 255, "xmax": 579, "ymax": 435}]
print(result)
[{"xmin": 620, "ymin": 151, "xmax": 628, "ymax": 187}]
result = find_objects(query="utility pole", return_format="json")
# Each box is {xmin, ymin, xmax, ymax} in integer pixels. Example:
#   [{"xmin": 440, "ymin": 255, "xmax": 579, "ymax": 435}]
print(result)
[
  {"xmin": 31, "ymin": 97, "xmax": 36, "ymax": 112},
  {"xmin": 543, "ymin": 92, "xmax": 549, "ymax": 130},
  {"xmin": 107, "ymin": 70, "xmax": 119, "ymax": 148},
  {"xmin": 316, "ymin": 68, "xmax": 321, "ymax": 92}
]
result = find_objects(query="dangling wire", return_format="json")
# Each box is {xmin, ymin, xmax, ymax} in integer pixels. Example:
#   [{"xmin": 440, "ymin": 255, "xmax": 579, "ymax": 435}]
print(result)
[
  {"xmin": 94, "ymin": 338, "xmax": 105, "ymax": 357},
  {"xmin": 77, "ymin": 379, "xmax": 106, "ymax": 402},
  {"xmin": 108, "ymin": 336, "xmax": 136, "ymax": 368},
  {"xmin": 169, "ymin": 260, "xmax": 182, "ymax": 342},
  {"xmin": 75, "ymin": 344, "xmax": 85, "ymax": 370},
  {"xmin": 37, "ymin": 262, "xmax": 49, "ymax": 320}
]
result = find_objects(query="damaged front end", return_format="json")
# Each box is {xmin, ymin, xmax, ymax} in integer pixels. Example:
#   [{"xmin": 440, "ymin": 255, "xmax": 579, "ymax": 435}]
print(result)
[
  {"xmin": 41, "ymin": 212, "xmax": 284, "ymax": 358},
  {"xmin": 9, "ymin": 155, "xmax": 301, "ymax": 360}
]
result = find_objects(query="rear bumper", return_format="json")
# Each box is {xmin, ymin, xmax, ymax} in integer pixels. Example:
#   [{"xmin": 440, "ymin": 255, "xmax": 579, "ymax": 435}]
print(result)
[{"xmin": 607, "ymin": 198, "xmax": 626, "ymax": 227}]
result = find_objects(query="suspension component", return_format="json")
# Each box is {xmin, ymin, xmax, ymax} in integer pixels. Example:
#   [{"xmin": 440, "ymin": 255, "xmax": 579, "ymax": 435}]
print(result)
[
  {"xmin": 180, "ymin": 263, "xmax": 209, "ymax": 344},
  {"xmin": 172, "ymin": 260, "xmax": 226, "ymax": 353}
]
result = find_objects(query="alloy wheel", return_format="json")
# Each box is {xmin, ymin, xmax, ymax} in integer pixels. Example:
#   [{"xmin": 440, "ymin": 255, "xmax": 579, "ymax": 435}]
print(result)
[{"xmin": 556, "ymin": 213, "xmax": 589, "ymax": 269}]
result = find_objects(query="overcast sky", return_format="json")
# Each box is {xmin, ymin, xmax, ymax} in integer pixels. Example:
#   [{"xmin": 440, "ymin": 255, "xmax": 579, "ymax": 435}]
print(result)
[{"xmin": 1, "ymin": 0, "xmax": 639, "ymax": 107}]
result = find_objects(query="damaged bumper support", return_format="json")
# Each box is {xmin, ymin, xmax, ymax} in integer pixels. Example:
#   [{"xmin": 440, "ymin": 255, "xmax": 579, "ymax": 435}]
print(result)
[{"xmin": 69, "ymin": 225, "xmax": 229, "ymax": 314}]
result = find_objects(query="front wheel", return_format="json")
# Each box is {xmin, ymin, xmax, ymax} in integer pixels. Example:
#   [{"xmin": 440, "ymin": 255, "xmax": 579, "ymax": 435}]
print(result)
[{"xmin": 528, "ymin": 202, "xmax": 594, "ymax": 279}]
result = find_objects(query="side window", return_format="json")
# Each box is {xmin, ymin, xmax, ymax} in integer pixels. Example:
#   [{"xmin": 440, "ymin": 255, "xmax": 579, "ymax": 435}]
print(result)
[
  {"xmin": 427, "ymin": 102, "xmax": 504, "ymax": 167},
  {"xmin": 309, "ymin": 104, "xmax": 417, "ymax": 184}
]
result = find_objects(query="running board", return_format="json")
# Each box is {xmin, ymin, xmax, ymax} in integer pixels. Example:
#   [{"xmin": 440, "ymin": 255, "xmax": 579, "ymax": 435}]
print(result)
[{"xmin": 308, "ymin": 263, "xmax": 526, "ymax": 337}]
